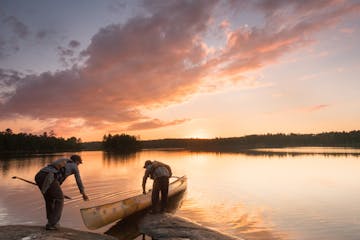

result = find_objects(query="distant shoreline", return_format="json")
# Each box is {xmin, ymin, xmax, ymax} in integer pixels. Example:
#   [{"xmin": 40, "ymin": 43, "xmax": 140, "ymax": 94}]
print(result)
[
  {"xmin": 84, "ymin": 130, "xmax": 360, "ymax": 151},
  {"xmin": 2, "ymin": 130, "xmax": 359, "ymax": 154}
]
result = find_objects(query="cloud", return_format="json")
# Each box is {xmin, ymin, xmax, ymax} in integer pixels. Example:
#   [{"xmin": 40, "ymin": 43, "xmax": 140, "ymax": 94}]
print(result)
[
  {"xmin": 212, "ymin": 0, "xmax": 360, "ymax": 79},
  {"xmin": 2, "ymin": 16, "xmax": 29, "ymax": 39},
  {"xmin": 0, "ymin": 69, "xmax": 24, "ymax": 103},
  {"xmin": 68, "ymin": 40, "xmax": 81, "ymax": 48},
  {"xmin": 57, "ymin": 46, "xmax": 75, "ymax": 66},
  {"xmin": 0, "ymin": 15, "xmax": 31, "ymax": 57},
  {"xmin": 108, "ymin": 0, "xmax": 128, "ymax": 13},
  {"xmin": 57, "ymin": 41, "xmax": 82, "ymax": 66},
  {"xmin": 0, "ymin": 37, "xmax": 6, "ymax": 58},
  {"xmin": 36, "ymin": 29, "xmax": 55, "ymax": 40},
  {"xmin": 57, "ymin": 46, "xmax": 74, "ymax": 57},
  {"xmin": 0, "ymin": 0, "xmax": 358, "ymax": 138},
  {"xmin": 127, "ymin": 118, "xmax": 189, "ymax": 131}
]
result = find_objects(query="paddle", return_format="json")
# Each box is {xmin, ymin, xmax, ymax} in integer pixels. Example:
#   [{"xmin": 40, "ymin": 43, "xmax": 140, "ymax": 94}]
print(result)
[{"xmin": 12, "ymin": 176, "xmax": 72, "ymax": 200}]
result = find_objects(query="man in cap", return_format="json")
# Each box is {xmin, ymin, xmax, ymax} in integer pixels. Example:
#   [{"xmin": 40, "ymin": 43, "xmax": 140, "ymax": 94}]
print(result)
[
  {"xmin": 35, "ymin": 154, "xmax": 89, "ymax": 230},
  {"xmin": 142, "ymin": 160, "xmax": 172, "ymax": 213}
]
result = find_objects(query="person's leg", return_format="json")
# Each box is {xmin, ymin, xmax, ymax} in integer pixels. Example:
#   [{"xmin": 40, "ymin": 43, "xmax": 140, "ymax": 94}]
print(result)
[
  {"xmin": 44, "ymin": 180, "xmax": 64, "ymax": 229},
  {"xmin": 160, "ymin": 177, "xmax": 169, "ymax": 212},
  {"xmin": 151, "ymin": 179, "xmax": 160, "ymax": 213},
  {"xmin": 44, "ymin": 195, "xmax": 52, "ymax": 224},
  {"xmin": 35, "ymin": 171, "xmax": 52, "ymax": 225}
]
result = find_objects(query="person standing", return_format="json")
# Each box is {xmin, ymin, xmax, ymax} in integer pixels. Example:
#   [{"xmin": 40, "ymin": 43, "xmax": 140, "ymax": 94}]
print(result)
[
  {"xmin": 142, "ymin": 160, "xmax": 172, "ymax": 213},
  {"xmin": 35, "ymin": 154, "xmax": 89, "ymax": 230}
]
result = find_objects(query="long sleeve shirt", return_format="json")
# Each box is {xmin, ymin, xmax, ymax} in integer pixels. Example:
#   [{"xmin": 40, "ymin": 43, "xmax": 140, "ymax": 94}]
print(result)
[
  {"xmin": 57, "ymin": 160, "xmax": 85, "ymax": 194},
  {"xmin": 42, "ymin": 158, "xmax": 84, "ymax": 193}
]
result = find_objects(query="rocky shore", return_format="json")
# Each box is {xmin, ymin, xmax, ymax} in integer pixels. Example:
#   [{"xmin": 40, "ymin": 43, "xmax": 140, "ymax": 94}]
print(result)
[
  {"xmin": 1, "ymin": 213, "xmax": 243, "ymax": 240},
  {"xmin": 139, "ymin": 213, "xmax": 242, "ymax": 240},
  {"xmin": 0, "ymin": 225, "xmax": 116, "ymax": 240}
]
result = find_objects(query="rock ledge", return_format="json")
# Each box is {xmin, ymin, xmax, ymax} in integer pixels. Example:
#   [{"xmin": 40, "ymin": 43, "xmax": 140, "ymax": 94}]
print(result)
[
  {"xmin": 139, "ymin": 213, "xmax": 243, "ymax": 240},
  {"xmin": 0, "ymin": 225, "xmax": 116, "ymax": 240}
]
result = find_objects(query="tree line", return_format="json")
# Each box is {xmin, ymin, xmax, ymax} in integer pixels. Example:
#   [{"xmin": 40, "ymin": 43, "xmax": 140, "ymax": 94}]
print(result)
[
  {"xmin": 84, "ymin": 130, "xmax": 360, "ymax": 152},
  {"xmin": 0, "ymin": 128, "xmax": 81, "ymax": 153},
  {"xmin": 141, "ymin": 131, "xmax": 360, "ymax": 151},
  {"xmin": 1, "ymin": 129, "xmax": 360, "ymax": 154},
  {"xmin": 102, "ymin": 133, "xmax": 141, "ymax": 152}
]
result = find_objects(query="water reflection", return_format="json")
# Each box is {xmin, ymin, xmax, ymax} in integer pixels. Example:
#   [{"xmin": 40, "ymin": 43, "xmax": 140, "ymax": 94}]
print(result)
[
  {"xmin": 0, "ymin": 153, "xmax": 73, "ymax": 176},
  {"xmin": 245, "ymin": 149, "xmax": 360, "ymax": 158},
  {"xmin": 2, "ymin": 148, "xmax": 359, "ymax": 177},
  {"xmin": 1, "ymin": 149, "xmax": 360, "ymax": 240},
  {"xmin": 191, "ymin": 148, "xmax": 360, "ymax": 158},
  {"xmin": 105, "ymin": 191, "xmax": 186, "ymax": 240},
  {"xmin": 103, "ymin": 151, "xmax": 140, "ymax": 163},
  {"xmin": 178, "ymin": 200, "xmax": 289, "ymax": 240}
]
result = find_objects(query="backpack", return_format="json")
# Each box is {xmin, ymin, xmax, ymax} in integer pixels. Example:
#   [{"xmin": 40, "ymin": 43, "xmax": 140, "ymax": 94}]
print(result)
[
  {"xmin": 149, "ymin": 161, "xmax": 171, "ymax": 179},
  {"xmin": 57, "ymin": 159, "xmax": 74, "ymax": 184}
]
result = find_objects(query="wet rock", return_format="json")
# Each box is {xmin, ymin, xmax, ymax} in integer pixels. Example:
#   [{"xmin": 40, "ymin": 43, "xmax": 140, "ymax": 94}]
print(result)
[
  {"xmin": 0, "ymin": 225, "xmax": 116, "ymax": 240},
  {"xmin": 138, "ymin": 213, "xmax": 243, "ymax": 240}
]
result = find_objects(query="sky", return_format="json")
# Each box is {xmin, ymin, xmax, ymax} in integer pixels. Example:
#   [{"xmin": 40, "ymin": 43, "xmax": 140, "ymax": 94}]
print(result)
[{"xmin": 0, "ymin": 0, "xmax": 359, "ymax": 141}]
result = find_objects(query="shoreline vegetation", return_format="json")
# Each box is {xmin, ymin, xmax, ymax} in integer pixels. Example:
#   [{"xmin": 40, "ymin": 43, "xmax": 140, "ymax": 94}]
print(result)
[
  {"xmin": 0, "ymin": 128, "xmax": 81, "ymax": 155},
  {"xmin": 84, "ymin": 130, "xmax": 360, "ymax": 152},
  {"xmin": 1, "ymin": 129, "xmax": 360, "ymax": 155}
]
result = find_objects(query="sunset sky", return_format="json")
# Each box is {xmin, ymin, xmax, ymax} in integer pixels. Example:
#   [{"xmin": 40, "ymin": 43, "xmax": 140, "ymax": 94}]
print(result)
[{"xmin": 0, "ymin": 0, "xmax": 359, "ymax": 141}]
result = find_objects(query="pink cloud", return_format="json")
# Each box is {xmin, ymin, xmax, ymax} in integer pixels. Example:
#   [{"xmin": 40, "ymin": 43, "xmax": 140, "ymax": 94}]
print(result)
[
  {"xmin": 127, "ymin": 118, "xmax": 189, "ymax": 131},
  {"xmin": 213, "ymin": 0, "xmax": 360, "ymax": 78},
  {"xmin": 220, "ymin": 20, "xmax": 230, "ymax": 30},
  {"xmin": 0, "ymin": 0, "xmax": 358, "ymax": 138}
]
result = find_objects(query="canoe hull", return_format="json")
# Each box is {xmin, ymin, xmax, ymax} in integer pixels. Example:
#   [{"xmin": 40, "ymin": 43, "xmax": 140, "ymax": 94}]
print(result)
[{"xmin": 80, "ymin": 176, "xmax": 187, "ymax": 230}]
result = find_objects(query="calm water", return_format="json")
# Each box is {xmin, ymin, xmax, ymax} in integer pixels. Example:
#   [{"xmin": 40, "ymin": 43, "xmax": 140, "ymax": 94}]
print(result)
[{"xmin": 1, "ymin": 148, "xmax": 360, "ymax": 240}]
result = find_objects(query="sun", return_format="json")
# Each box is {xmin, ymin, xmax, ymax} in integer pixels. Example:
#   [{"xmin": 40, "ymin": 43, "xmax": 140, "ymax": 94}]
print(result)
[{"xmin": 186, "ymin": 130, "xmax": 211, "ymax": 139}]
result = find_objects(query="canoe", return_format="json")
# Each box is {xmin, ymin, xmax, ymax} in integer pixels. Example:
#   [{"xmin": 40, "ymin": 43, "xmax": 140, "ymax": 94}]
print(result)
[{"xmin": 80, "ymin": 176, "xmax": 187, "ymax": 230}]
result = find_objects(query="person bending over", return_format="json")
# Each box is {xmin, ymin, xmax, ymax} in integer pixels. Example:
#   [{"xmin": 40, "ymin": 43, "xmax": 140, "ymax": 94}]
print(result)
[
  {"xmin": 142, "ymin": 160, "xmax": 172, "ymax": 213},
  {"xmin": 35, "ymin": 154, "xmax": 89, "ymax": 230}
]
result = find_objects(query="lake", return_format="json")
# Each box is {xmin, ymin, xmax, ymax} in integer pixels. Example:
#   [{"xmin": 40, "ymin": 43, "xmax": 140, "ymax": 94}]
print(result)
[{"xmin": 1, "ymin": 147, "xmax": 360, "ymax": 240}]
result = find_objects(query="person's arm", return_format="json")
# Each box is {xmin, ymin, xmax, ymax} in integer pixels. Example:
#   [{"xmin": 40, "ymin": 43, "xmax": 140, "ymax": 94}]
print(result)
[
  {"xmin": 142, "ymin": 169, "xmax": 150, "ymax": 194},
  {"xmin": 72, "ymin": 163, "xmax": 89, "ymax": 201}
]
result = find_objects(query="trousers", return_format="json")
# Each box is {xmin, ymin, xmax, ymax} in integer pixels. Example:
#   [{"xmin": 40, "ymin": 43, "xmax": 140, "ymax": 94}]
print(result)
[
  {"xmin": 35, "ymin": 171, "xmax": 64, "ymax": 226},
  {"xmin": 152, "ymin": 176, "xmax": 169, "ymax": 212}
]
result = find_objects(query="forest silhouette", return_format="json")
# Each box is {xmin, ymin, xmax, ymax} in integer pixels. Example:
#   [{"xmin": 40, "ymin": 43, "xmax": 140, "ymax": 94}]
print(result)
[
  {"xmin": 1, "ymin": 129, "xmax": 360, "ymax": 154},
  {"xmin": 0, "ymin": 128, "xmax": 81, "ymax": 154},
  {"xmin": 140, "ymin": 131, "xmax": 360, "ymax": 151}
]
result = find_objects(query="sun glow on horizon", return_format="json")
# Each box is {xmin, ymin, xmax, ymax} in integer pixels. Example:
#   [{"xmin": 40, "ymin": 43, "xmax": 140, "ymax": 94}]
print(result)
[{"xmin": 185, "ymin": 129, "xmax": 212, "ymax": 139}]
